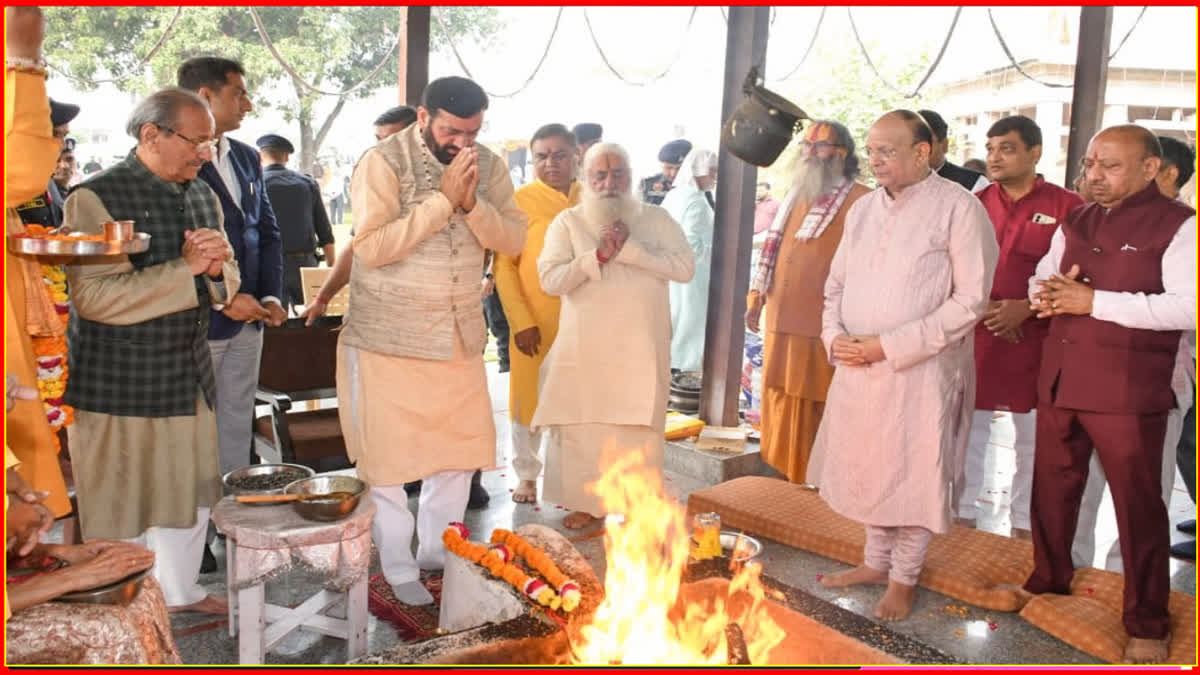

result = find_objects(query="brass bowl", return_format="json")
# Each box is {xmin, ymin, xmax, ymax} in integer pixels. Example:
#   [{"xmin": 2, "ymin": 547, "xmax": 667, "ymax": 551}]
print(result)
[
  {"xmin": 223, "ymin": 463, "xmax": 316, "ymax": 505},
  {"xmin": 284, "ymin": 475, "xmax": 366, "ymax": 522},
  {"xmin": 54, "ymin": 568, "xmax": 149, "ymax": 606}
]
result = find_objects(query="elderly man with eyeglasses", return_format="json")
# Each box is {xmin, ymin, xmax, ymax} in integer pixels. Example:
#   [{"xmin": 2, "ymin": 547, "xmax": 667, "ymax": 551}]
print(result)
[
  {"xmin": 746, "ymin": 120, "xmax": 871, "ymax": 488},
  {"xmin": 807, "ymin": 110, "xmax": 998, "ymax": 622},
  {"xmin": 62, "ymin": 87, "xmax": 239, "ymax": 615}
]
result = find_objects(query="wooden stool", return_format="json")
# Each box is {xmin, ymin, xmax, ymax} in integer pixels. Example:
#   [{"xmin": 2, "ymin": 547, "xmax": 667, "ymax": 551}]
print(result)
[{"xmin": 212, "ymin": 493, "xmax": 375, "ymax": 664}]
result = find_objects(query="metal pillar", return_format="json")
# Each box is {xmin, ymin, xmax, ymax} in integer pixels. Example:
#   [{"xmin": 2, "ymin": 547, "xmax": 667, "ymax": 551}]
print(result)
[
  {"xmin": 699, "ymin": 6, "xmax": 770, "ymax": 426},
  {"xmin": 1064, "ymin": 6, "xmax": 1112, "ymax": 188},
  {"xmin": 398, "ymin": 7, "xmax": 431, "ymax": 106}
]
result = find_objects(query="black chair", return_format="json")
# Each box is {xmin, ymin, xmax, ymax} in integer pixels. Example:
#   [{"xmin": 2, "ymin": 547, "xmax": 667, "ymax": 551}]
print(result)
[{"xmin": 252, "ymin": 315, "xmax": 351, "ymax": 472}]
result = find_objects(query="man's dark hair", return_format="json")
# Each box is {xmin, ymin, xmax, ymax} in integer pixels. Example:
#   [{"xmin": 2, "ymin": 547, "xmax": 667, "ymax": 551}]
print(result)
[
  {"xmin": 529, "ymin": 123, "xmax": 576, "ymax": 148},
  {"xmin": 916, "ymin": 109, "xmax": 948, "ymax": 143},
  {"xmin": 421, "ymin": 76, "xmax": 488, "ymax": 119},
  {"xmin": 814, "ymin": 119, "xmax": 861, "ymax": 180},
  {"xmin": 177, "ymin": 57, "xmax": 246, "ymax": 92},
  {"xmin": 987, "ymin": 115, "xmax": 1042, "ymax": 150},
  {"xmin": 1158, "ymin": 135, "xmax": 1196, "ymax": 189},
  {"xmin": 375, "ymin": 105, "xmax": 417, "ymax": 127}
]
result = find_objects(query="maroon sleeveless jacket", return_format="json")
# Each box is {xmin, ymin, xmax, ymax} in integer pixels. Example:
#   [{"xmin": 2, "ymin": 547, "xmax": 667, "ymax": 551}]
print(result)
[{"xmin": 1038, "ymin": 183, "xmax": 1194, "ymax": 414}]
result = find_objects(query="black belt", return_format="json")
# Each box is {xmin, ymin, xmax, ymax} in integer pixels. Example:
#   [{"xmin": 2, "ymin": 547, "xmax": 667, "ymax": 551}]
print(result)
[{"xmin": 284, "ymin": 250, "xmax": 316, "ymax": 258}]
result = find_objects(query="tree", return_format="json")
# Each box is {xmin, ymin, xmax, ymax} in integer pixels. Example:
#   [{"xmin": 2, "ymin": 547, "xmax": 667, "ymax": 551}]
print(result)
[{"xmin": 43, "ymin": 6, "xmax": 498, "ymax": 173}]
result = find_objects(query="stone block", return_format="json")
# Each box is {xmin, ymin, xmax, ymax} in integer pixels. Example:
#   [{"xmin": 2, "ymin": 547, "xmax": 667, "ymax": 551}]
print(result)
[{"xmin": 438, "ymin": 545, "xmax": 527, "ymax": 633}]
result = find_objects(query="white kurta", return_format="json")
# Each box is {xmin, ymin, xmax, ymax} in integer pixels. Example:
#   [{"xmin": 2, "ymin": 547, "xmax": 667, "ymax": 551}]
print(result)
[
  {"xmin": 808, "ymin": 172, "xmax": 998, "ymax": 534},
  {"xmin": 663, "ymin": 183, "xmax": 714, "ymax": 373},
  {"xmin": 531, "ymin": 201, "xmax": 694, "ymax": 512},
  {"xmin": 532, "ymin": 202, "xmax": 695, "ymax": 430}
]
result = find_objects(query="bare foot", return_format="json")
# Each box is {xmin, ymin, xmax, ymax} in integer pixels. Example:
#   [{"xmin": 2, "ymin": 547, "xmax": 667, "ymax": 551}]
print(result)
[
  {"xmin": 1123, "ymin": 634, "xmax": 1171, "ymax": 664},
  {"xmin": 169, "ymin": 594, "xmax": 229, "ymax": 615},
  {"xmin": 1010, "ymin": 527, "xmax": 1032, "ymax": 541},
  {"xmin": 563, "ymin": 511, "xmax": 600, "ymax": 530},
  {"xmin": 820, "ymin": 565, "xmax": 888, "ymax": 588},
  {"xmin": 512, "ymin": 480, "xmax": 538, "ymax": 504},
  {"xmin": 874, "ymin": 579, "xmax": 917, "ymax": 621},
  {"xmin": 995, "ymin": 583, "xmax": 1035, "ymax": 610},
  {"xmin": 953, "ymin": 516, "xmax": 976, "ymax": 529}
]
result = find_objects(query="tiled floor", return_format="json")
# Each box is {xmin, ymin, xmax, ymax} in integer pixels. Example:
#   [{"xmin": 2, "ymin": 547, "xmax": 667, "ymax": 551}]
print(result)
[{"xmin": 158, "ymin": 362, "xmax": 1196, "ymax": 664}]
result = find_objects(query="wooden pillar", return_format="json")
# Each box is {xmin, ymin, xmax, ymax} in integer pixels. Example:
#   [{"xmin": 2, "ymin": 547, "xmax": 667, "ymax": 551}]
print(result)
[
  {"xmin": 1064, "ymin": 6, "xmax": 1112, "ymax": 188},
  {"xmin": 397, "ymin": 7, "xmax": 431, "ymax": 106},
  {"xmin": 699, "ymin": 6, "xmax": 770, "ymax": 426}
]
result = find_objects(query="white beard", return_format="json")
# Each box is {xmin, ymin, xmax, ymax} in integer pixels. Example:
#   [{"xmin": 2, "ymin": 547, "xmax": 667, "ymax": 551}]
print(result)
[
  {"xmin": 792, "ymin": 156, "xmax": 842, "ymax": 204},
  {"xmin": 579, "ymin": 193, "xmax": 640, "ymax": 232}
]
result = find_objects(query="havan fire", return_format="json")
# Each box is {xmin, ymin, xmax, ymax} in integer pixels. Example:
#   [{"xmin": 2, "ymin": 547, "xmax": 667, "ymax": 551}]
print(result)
[{"xmin": 571, "ymin": 451, "xmax": 787, "ymax": 665}]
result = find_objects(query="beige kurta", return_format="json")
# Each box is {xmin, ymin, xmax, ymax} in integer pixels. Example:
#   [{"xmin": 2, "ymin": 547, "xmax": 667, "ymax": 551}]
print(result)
[
  {"xmin": 337, "ymin": 139, "xmax": 526, "ymax": 486},
  {"xmin": 532, "ymin": 201, "xmax": 694, "ymax": 512},
  {"xmin": 63, "ymin": 188, "xmax": 239, "ymax": 539},
  {"xmin": 808, "ymin": 172, "xmax": 998, "ymax": 534}
]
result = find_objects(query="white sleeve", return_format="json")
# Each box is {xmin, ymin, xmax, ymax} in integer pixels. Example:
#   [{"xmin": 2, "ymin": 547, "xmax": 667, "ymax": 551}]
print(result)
[{"xmin": 1029, "ymin": 229, "xmax": 1066, "ymax": 301}]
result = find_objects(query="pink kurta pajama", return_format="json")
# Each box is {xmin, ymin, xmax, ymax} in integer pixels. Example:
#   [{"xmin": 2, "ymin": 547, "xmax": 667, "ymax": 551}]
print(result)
[{"xmin": 809, "ymin": 172, "xmax": 998, "ymax": 583}]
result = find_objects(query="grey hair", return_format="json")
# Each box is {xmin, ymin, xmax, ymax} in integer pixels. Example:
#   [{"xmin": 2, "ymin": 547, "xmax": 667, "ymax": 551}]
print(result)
[
  {"xmin": 125, "ymin": 88, "xmax": 210, "ymax": 141},
  {"xmin": 582, "ymin": 141, "xmax": 632, "ymax": 173}
]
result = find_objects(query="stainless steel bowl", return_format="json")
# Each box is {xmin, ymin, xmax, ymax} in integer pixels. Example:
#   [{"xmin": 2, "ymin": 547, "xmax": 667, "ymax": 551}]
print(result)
[
  {"xmin": 54, "ymin": 568, "xmax": 149, "ymax": 606},
  {"xmin": 720, "ymin": 531, "xmax": 763, "ymax": 563},
  {"xmin": 223, "ymin": 463, "xmax": 315, "ymax": 504},
  {"xmin": 284, "ymin": 475, "xmax": 366, "ymax": 522}
]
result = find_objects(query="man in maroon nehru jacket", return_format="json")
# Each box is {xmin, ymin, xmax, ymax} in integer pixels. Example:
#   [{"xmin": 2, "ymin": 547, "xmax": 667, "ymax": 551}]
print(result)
[{"xmin": 1022, "ymin": 124, "xmax": 1196, "ymax": 664}]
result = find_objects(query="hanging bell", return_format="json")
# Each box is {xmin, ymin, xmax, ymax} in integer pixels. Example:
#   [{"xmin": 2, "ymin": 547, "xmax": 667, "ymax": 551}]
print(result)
[{"xmin": 720, "ymin": 66, "xmax": 809, "ymax": 167}]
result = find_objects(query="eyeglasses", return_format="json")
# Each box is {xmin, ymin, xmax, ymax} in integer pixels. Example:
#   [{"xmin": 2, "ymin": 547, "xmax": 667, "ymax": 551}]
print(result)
[
  {"xmin": 799, "ymin": 141, "xmax": 844, "ymax": 152},
  {"xmin": 863, "ymin": 142, "xmax": 920, "ymax": 161},
  {"xmin": 156, "ymin": 124, "xmax": 218, "ymax": 154}
]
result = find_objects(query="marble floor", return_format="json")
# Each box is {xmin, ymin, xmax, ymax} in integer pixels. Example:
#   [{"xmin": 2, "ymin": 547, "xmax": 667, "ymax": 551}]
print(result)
[{"xmin": 159, "ymin": 361, "xmax": 1196, "ymax": 665}]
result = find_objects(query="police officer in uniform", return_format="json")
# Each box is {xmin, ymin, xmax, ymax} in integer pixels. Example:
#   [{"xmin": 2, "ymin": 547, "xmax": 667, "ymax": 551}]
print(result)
[
  {"xmin": 15, "ymin": 98, "xmax": 79, "ymax": 227},
  {"xmin": 256, "ymin": 134, "xmax": 336, "ymax": 312},
  {"xmin": 639, "ymin": 138, "xmax": 692, "ymax": 205}
]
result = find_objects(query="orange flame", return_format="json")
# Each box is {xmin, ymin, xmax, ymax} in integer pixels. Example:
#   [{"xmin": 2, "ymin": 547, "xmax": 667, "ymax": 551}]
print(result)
[{"xmin": 572, "ymin": 448, "xmax": 786, "ymax": 664}]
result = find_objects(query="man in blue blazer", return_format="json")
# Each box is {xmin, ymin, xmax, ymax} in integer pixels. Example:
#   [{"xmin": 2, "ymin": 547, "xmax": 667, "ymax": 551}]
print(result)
[{"xmin": 179, "ymin": 57, "xmax": 285, "ymax": 576}]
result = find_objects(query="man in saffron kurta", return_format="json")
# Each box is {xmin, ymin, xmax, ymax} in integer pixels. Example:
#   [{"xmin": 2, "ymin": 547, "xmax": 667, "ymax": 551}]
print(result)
[
  {"xmin": 532, "ymin": 143, "xmax": 694, "ymax": 529},
  {"xmin": 4, "ymin": 8, "xmax": 73, "ymax": 519},
  {"xmin": 810, "ymin": 111, "xmax": 997, "ymax": 621},
  {"xmin": 746, "ymin": 121, "xmax": 870, "ymax": 485},
  {"xmin": 336, "ymin": 77, "xmax": 526, "ymax": 606},
  {"xmin": 495, "ymin": 124, "xmax": 580, "ymax": 503},
  {"xmin": 1023, "ymin": 125, "xmax": 1196, "ymax": 665},
  {"xmin": 958, "ymin": 116, "xmax": 1083, "ymax": 539}
]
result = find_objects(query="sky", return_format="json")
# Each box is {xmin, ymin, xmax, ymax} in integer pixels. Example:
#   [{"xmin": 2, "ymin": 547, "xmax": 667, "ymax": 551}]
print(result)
[{"xmin": 49, "ymin": 6, "xmax": 1197, "ymax": 183}]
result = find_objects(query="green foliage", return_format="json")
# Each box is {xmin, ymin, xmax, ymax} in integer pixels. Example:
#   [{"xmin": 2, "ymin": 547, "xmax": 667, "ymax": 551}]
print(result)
[
  {"xmin": 42, "ymin": 6, "xmax": 499, "ymax": 172},
  {"xmin": 761, "ymin": 34, "xmax": 934, "ymax": 192}
]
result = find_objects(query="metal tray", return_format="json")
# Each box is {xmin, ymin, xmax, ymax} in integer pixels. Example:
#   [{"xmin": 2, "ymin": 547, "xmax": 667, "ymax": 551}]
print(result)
[
  {"xmin": 7, "ymin": 232, "xmax": 151, "ymax": 257},
  {"xmin": 54, "ymin": 568, "xmax": 149, "ymax": 605}
]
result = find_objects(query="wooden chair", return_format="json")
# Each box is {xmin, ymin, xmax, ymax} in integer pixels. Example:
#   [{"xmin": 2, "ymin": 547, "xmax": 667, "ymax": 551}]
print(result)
[{"xmin": 252, "ymin": 315, "xmax": 351, "ymax": 472}]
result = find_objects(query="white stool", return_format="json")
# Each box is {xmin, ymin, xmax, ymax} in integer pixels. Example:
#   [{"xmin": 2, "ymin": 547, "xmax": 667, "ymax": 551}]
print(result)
[{"xmin": 212, "ymin": 494, "xmax": 375, "ymax": 664}]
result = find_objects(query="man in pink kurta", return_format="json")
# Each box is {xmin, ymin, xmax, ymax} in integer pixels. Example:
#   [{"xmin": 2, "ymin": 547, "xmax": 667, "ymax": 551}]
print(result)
[{"xmin": 809, "ymin": 111, "xmax": 998, "ymax": 621}]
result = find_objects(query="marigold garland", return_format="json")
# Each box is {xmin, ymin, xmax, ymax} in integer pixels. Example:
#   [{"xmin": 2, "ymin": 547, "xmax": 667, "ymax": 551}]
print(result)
[
  {"xmin": 490, "ymin": 528, "xmax": 582, "ymax": 612},
  {"xmin": 30, "ymin": 256, "xmax": 75, "ymax": 449},
  {"xmin": 443, "ymin": 523, "xmax": 568, "ymax": 611}
]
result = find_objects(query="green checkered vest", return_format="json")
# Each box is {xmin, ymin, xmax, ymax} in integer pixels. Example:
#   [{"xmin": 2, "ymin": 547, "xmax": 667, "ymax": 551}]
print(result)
[{"xmin": 65, "ymin": 152, "xmax": 221, "ymax": 417}]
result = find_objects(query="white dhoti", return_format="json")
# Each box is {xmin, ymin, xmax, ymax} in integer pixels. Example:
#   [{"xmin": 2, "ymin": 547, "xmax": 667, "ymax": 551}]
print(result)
[
  {"xmin": 1072, "ymin": 405, "xmax": 1183, "ymax": 570},
  {"xmin": 121, "ymin": 506, "xmax": 211, "ymax": 608},
  {"xmin": 957, "ymin": 410, "xmax": 1037, "ymax": 531},
  {"xmin": 371, "ymin": 471, "xmax": 472, "ymax": 586},
  {"xmin": 542, "ymin": 423, "xmax": 664, "ymax": 517},
  {"xmin": 511, "ymin": 423, "xmax": 546, "ymax": 482}
]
